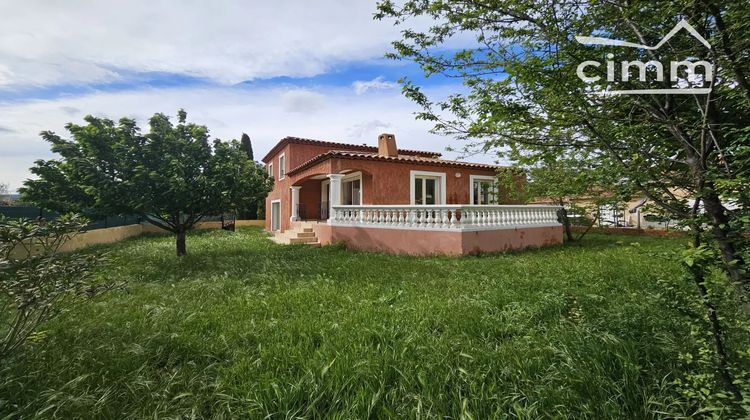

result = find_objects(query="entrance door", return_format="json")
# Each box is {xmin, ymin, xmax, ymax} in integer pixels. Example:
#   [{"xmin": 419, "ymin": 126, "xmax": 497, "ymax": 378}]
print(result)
[
  {"xmin": 271, "ymin": 201, "xmax": 281, "ymax": 231},
  {"xmin": 321, "ymin": 180, "xmax": 330, "ymax": 220}
]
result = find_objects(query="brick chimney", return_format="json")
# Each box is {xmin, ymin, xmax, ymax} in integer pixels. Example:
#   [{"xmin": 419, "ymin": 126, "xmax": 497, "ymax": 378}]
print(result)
[{"xmin": 378, "ymin": 133, "xmax": 398, "ymax": 157}]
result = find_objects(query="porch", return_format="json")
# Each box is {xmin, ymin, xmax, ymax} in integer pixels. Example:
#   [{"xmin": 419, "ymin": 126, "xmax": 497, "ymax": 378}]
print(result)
[
  {"xmin": 288, "ymin": 172, "xmax": 363, "ymax": 223},
  {"xmin": 272, "ymin": 170, "xmax": 563, "ymax": 254},
  {"xmin": 275, "ymin": 204, "xmax": 563, "ymax": 255}
]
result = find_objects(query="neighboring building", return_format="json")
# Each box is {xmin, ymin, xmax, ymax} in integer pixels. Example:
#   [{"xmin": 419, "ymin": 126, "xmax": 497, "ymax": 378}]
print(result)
[{"xmin": 261, "ymin": 134, "xmax": 562, "ymax": 255}]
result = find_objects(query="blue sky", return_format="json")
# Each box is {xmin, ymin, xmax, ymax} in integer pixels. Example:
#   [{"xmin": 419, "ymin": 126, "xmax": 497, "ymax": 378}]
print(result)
[{"xmin": 0, "ymin": 1, "xmax": 490, "ymax": 192}]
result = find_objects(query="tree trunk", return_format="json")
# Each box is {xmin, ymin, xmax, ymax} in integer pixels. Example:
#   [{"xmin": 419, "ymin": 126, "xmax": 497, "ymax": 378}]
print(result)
[
  {"xmin": 576, "ymin": 214, "xmax": 599, "ymax": 241},
  {"xmin": 176, "ymin": 229, "xmax": 187, "ymax": 257},
  {"xmin": 558, "ymin": 204, "xmax": 574, "ymax": 242},
  {"xmin": 702, "ymin": 190, "xmax": 750, "ymax": 299},
  {"xmin": 687, "ymin": 225, "xmax": 743, "ymax": 403}
]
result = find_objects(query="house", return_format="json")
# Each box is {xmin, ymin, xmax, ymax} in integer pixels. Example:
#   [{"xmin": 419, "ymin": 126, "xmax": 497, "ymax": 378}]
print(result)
[{"xmin": 262, "ymin": 134, "xmax": 562, "ymax": 255}]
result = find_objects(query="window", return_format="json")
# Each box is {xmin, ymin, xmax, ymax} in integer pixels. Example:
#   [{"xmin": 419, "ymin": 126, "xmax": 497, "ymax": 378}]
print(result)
[
  {"xmin": 268, "ymin": 163, "xmax": 274, "ymax": 181},
  {"xmin": 342, "ymin": 178, "xmax": 361, "ymax": 205},
  {"xmin": 278, "ymin": 154, "xmax": 286, "ymax": 180},
  {"xmin": 470, "ymin": 175, "xmax": 496, "ymax": 204},
  {"xmin": 410, "ymin": 171, "xmax": 446, "ymax": 205},
  {"xmin": 414, "ymin": 176, "xmax": 439, "ymax": 204},
  {"xmin": 338, "ymin": 172, "xmax": 362, "ymax": 205}
]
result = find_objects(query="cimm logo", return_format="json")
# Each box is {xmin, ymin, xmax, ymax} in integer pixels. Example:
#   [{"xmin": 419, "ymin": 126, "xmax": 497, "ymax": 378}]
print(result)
[{"xmin": 575, "ymin": 20, "xmax": 713, "ymax": 95}]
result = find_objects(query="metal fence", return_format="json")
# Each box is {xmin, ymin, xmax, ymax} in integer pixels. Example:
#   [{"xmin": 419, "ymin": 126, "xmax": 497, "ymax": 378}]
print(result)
[
  {"xmin": 0, "ymin": 206, "xmax": 143, "ymax": 231},
  {"xmin": 0, "ymin": 206, "xmax": 261, "ymax": 231}
]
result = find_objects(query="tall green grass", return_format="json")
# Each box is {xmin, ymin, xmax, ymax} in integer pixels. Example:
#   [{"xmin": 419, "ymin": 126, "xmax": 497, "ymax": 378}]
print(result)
[{"xmin": 0, "ymin": 228, "xmax": 745, "ymax": 418}]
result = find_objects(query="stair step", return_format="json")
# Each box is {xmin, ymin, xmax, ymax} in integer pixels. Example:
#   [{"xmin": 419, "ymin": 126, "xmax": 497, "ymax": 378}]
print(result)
[
  {"xmin": 270, "ymin": 224, "xmax": 320, "ymax": 247},
  {"xmin": 290, "ymin": 236, "xmax": 318, "ymax": 244}
]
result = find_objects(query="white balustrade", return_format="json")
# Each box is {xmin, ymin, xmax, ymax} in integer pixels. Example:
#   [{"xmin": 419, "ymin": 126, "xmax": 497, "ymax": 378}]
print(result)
[{"xmin": 329, "ymin": 205, "xmax": 561, "ymax": 231}]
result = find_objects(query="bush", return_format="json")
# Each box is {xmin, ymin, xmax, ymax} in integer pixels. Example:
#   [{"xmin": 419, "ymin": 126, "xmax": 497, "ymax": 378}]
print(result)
[{"xmin": 0, "ymin": 214, "xmax": 112, "ymax": 359}]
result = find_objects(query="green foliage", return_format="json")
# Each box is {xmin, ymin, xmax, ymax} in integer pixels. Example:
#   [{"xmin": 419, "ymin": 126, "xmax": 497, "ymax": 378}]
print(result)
[
  {"xmin": 20, "ymin": 110, "xmax": 272, "ymax": 255},
  {"xmin": 376, "ymin": 1, "xmax": 750, "ymax": 399},
  {"xmin": 0, "ymin": 229, "xmax": 748, "ymax": 417},
  {"xmin": 240, "ymin": 132, "xmax": 254, "ymax": 161},
  {"xmin": 503, "ymin": 154, "xmax": 629, "ymax": 238},
  {"xmin": 0, "ymin": 183, "xmax": 8, "ymax": 205},
  {"xmin": 652, "ymin": 244, "xmax": 750, "ymax": 417},
  {"xmin": 238, "ymin": 133, "xmax": 262, "ymax": 219},
  {"xmin": 0, "ymin": 214, "xmax": 110, "ymax": 359}
]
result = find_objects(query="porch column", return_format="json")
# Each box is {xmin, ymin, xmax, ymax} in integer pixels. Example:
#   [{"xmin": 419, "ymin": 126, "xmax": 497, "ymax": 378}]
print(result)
[
  {"xmin": 327, "ymin": 174, "xmax": 344, "ymax": 223},
  {"xmin": 290, "ymin": 186, "xmax": 301, "ymax": 221}
]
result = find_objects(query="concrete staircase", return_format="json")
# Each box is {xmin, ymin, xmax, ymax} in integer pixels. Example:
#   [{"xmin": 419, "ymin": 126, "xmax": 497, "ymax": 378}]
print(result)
[{"xmin": 269, "ymin": 221, "xmax": 321, "ymax": 247}]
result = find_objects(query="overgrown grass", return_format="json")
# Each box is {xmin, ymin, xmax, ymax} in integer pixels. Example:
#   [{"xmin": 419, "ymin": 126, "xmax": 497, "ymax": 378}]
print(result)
[{"xmin": 1, "ymin": 228, "xmax": 747, "ymax": 418}]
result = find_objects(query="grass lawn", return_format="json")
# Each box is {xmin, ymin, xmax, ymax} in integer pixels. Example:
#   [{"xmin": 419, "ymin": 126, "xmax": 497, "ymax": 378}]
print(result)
[{"xmin": 1, "ymin": 228, "xmax": 747, "ymax": 418}]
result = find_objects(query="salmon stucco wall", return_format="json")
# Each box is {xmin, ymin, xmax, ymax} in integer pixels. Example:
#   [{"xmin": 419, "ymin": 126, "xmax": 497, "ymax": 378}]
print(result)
[
  {"xmin": 264, "ymin": 143, "xmax": 340, "ymax": 232},
  {"xmin": 262, "ymin": 140, "xmax": 525, "ymax": 233},
  {"xmin": 275, "ymin": 158, "xmax": 519, "ymax": 231},
  {"xmin": 312, "ymin": 224, "xmax": 563, "ymax": 256},
  {"xmin": 461, "ymin": 226, "xmax": 563, "ymax": 254},
  {"xmin": 327, "ymin": 159, "xmax": 499, "ymax": 205}
]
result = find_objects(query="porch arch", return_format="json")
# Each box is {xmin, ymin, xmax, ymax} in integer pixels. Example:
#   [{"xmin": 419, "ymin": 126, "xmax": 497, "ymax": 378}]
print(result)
[{"xmin": 289, "ymin": 169, "xmax": 374, "ymax": 221}]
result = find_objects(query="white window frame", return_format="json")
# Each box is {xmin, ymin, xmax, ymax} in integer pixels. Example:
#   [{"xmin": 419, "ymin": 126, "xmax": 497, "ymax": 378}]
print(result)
[
  {"xmin": 469, "ymin": 175, "xmax": 497, "ymax": 205},
  {"xmin": 340, "ymin": 171, "xmax": 363, "ymax": 205},
  {"xmin": 268, "ymin": 163, "xmax": 274, "ymax": 181},
  {"xmin": 410, "ymin": 170, "xmax": 447, "ymax": 205},
  {"xmin": 278, "ymin": 153, "xmax": 286, "ymax": 180}
]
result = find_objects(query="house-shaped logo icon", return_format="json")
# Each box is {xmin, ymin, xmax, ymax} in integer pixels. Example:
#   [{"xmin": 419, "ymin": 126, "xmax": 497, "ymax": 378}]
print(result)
[{"xmin": 574, "ymin": 19, "xmax": 713, "ymax": 95}]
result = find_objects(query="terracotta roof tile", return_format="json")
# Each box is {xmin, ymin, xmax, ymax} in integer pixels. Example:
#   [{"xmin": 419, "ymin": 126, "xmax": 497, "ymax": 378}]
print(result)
[
  {"xmin": 261, "ymin": 136, "xmax": 440, "ymax": 162},
  {"xmin": 287, "ymin": 150, "xmax": 502, "ymax": 175}
]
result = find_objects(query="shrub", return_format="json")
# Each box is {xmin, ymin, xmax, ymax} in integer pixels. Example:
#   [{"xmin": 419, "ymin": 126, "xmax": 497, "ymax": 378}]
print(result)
[{"xmin": 0, "ymin": 214, "xmax": 111, "ymax": 359}]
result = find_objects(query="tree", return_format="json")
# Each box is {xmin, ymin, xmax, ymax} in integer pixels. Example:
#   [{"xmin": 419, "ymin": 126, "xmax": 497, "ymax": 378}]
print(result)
[
  {"xmin": 375, "ymin": 0, "xmax": 749, "ymax": 300},
  {"xmin": 502, "ymin": 150, "xmax": 626, "ymax": 241},
  {"xmin": 376, "ymin": 1, "xmax": 750, "ymax": 409},
  {"xmin": 20, "ymin": 110, "xmax": 272, "ymax": 256},
  {"xmin": 240, "ymin": 133, "xmax": 254, "ymax": 161},
  {"xmin": 0, "ymin": 183, "xmax": 8, "ymax": 205},
  {"xmin": 0, "ymin": 214, "xmax": 111, "ymax": 359},
  {"xmin": 239, "ymin": 133, "xmax": 260, "ymax": 219}
]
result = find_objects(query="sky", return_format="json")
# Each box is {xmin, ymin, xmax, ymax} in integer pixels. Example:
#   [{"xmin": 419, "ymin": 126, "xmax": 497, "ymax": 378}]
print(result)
[{"xmin": 0, "ymin": 0, "xmax": 496, "ymax": 193}]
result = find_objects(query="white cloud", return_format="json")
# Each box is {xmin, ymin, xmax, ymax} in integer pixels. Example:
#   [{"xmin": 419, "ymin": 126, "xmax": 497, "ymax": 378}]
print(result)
[
  {"xmin": 0, "ymin": 2, "xmax": 494, "ymax": 192},
  {"xmin": 347, "ymin": 119, "xmax": 392, "ymax": 138},
  {"xmin": 352, "ymin": 76, "xmax": 398, "ymax": 95},
  {"xmin": 0, "ymin": 1, "xmax": 415, "ymax": 88},
  {"xmin": 0, "ymin": 84, "xmax": 499, "ymax": 192},
  {"xmin": 281, "ymin": 89, "xmax": 326, "ymax": 114}
]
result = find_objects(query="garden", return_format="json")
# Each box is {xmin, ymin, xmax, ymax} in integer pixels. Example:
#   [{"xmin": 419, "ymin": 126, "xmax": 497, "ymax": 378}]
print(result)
[{"xmin": 2, "ymin": 228, "xmax": 748, "ymax": 418}]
